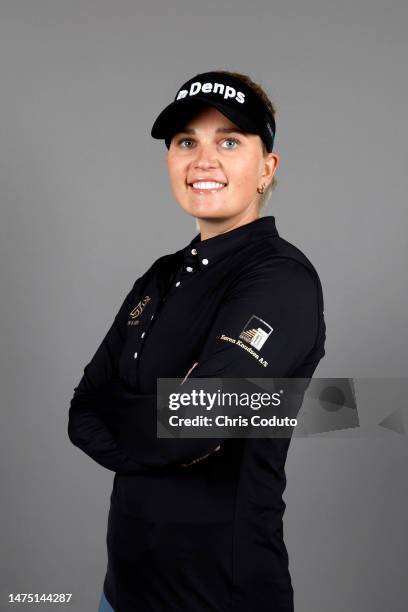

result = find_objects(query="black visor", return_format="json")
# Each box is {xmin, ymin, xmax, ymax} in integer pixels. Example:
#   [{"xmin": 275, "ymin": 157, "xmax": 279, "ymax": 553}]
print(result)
[{"xmin": 150, "ymin": 71, "xmax": 276, "ymax": 152}]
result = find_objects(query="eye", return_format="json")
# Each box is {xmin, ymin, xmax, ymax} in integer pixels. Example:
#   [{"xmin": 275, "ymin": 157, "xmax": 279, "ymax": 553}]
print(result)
[
  {"xmin": 176, "ymin": 138, "xmax": 195, "ymax": 148},
  {"xmin": 221, "ymin": 137, "xmax": 241, "ymax": 149},
  {"xmin": 174, "ymin": 136, "xmax": 241, "ymax": 149}
]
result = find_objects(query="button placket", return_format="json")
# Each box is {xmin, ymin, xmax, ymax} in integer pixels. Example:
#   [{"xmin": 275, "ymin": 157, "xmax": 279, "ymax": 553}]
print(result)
[{"xmin": 179, "ymin": 256, "xmax": 196, "ymax": 280}]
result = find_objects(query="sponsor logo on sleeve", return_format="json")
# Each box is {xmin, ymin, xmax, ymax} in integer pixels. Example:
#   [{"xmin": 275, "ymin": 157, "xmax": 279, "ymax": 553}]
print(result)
[
  {"xmin": 239, "ymin": 315, "xmax": 273, "ymax": 350},
  {"xmin": 220, "ymin": 315, "xmax": 273, "ymax": 368}
]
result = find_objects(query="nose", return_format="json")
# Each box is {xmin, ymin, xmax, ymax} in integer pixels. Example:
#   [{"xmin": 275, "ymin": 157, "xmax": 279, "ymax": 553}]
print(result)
[{"xmin": 192, "ymin": 142, "xmax": 219, "ymax": 169}]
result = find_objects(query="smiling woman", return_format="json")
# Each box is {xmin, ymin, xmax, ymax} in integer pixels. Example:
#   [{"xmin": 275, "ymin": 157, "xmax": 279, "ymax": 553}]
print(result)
[
  {"xmin": 165, "ymin": 105, "xmax": 279, "ymax": 238},
  {"xmin": 68, "ymin": 69, "xmax": 326, "ymax": 612}
]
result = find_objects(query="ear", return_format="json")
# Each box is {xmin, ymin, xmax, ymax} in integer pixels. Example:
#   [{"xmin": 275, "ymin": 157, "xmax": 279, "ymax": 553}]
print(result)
[{"xmin": 262, "ymin": 152, "xmax": 279, "ymax": 185}]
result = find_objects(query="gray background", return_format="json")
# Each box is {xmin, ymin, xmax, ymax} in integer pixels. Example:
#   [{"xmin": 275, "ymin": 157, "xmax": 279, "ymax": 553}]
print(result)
[{"xmin": 1, "ymin": 0, "xmax": 407, "ymax": 610}]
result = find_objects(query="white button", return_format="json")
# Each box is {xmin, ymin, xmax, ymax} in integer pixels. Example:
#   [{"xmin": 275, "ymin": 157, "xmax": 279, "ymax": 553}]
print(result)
[
  {"xmin": 186, "ymin": 266, "xmax": 193, "ymax": 272},
  {"xmin": 134, "ymin": 352, "xmax": 138, "ymax": 359},
  {"xmin": 150, "ymin": 314, "xmax": 154, "ymax": 320},
  {"xmin": 175, "ymin": 281, "xmax": 181, "ymax": 287},
  {"xmin": 191, "ymin": 248, "xmax": 197, "ymax": 255},
  {"xmin": 141, "ymin": 332, "xmax": 145, "ymax": 338},
  {"xmin": 202, "ymin": 258, "xmax": 209, "ymax": 265}
]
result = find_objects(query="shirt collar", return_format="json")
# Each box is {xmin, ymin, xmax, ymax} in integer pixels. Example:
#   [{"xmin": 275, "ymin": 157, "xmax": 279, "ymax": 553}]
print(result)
[{"xmin": 182, "ymin": 216, "xmax": 279, "ymax": 270}]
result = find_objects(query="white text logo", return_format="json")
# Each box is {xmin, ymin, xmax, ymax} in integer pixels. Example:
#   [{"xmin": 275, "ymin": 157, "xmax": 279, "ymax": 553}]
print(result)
[{"xmin": 176, "ymin": 81, "xmax": 246, "ymax": 104}]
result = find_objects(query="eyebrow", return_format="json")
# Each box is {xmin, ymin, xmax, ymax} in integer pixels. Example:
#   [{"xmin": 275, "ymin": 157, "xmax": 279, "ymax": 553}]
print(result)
[{"xmin": 175, "ymin": 127, "xmax": 248, "ymax": 136}]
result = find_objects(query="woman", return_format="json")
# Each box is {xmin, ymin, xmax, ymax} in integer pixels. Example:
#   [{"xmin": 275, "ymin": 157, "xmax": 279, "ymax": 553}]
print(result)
[{"xmin": 68, "ymin": 70, "xmax": 326, "ymax": 612}]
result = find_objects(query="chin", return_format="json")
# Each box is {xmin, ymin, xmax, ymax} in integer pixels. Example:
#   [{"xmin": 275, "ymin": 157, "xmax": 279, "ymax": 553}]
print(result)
[{"xmin": 182, "ymin": 200, "xmax": 235, "ymax": 218}]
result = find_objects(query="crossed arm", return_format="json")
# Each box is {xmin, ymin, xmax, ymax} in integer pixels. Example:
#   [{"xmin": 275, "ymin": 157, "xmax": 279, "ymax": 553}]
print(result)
[{"xmin": 68, "ymin": 258, "xmax": 323, "ymax": 473}]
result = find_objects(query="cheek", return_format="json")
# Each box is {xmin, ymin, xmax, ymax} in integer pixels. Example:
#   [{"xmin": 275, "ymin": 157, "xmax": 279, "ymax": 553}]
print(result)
[
  {"xmin": 167, "ymin": 162, "xmax": 186, "ymax": 190},
  {"xmin": 229, "ymin": 161, "xmax": 259, "ymax": 190}
]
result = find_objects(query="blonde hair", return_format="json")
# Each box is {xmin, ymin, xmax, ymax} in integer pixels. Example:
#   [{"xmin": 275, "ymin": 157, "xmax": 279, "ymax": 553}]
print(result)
[{"xmin": 210, "ymin": 69, "xmax": 277, "ymax": 213}]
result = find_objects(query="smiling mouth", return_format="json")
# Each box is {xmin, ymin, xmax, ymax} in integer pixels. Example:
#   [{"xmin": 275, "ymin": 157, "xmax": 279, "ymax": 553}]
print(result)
[{"xmin": 188, "ymin": 181, "xmax": 227, "ymax": 193}]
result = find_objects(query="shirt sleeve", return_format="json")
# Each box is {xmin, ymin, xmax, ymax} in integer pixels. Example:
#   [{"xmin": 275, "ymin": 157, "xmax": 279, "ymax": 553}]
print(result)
[
  {"xmin": 188, "ymin": 257, "xmax": 325, "ymax": 379},
  {"xmin": 87, "ymin": 380, "xmax": 225, "ymax": 470},
  {"xmin": 67, "ymin": 269, "xmax": 153, "ymax": 474}
]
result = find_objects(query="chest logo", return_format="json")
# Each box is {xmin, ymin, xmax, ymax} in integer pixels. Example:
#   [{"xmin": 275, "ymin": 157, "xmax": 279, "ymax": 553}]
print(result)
[
  {"xmin": 239, "ymin": 315, "xmax": 273, "ymax": 350},
  {"xmin": 129, "ymin": 295, "xmax": 151, "ymax": 319}
]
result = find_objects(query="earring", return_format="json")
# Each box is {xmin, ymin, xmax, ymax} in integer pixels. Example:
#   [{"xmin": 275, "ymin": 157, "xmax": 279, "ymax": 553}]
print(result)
[{"xmin": 257, "ymin": 183, "xmax": 266, "ymax": 194}]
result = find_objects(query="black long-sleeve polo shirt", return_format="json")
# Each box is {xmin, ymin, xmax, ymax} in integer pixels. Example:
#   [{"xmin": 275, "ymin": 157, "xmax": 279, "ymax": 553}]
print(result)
[{"xmin": 68, "ymin": 215, "xmax": 326, "ymax": 612}]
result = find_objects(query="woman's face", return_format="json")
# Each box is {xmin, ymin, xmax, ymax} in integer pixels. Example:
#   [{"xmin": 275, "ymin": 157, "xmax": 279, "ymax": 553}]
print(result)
[{"xmin": 166, "ymin": 106, "xmax": 278, "ymax": 224}]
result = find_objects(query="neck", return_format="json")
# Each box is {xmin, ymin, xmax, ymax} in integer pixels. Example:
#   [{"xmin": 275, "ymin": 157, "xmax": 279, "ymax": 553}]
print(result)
[{"xmin": 197, "ymin": 208, "xmax": 260, "ymax": 241}]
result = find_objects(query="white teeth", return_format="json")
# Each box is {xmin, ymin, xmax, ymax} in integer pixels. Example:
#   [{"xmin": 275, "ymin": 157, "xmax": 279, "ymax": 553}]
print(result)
[{"xmin": 192, "ymin": 181, "xmax": 226, "ymax": 189}]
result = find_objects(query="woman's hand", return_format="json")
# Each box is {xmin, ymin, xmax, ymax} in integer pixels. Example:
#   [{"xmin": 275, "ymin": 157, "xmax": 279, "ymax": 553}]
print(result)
[
  {"xmin": 180, "ymin": 444, "xmax": 221, "ymax": 468},
  {"xmin": 181, "ymin": 361, "xmax": 199, "ymax": 385}
]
